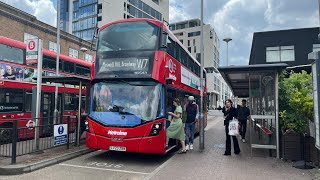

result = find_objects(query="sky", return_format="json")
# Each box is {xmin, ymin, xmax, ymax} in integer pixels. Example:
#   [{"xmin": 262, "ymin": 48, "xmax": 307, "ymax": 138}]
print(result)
[{"xmin": 1, "ymin": 0, "xmax": 318, "ymax": 66}]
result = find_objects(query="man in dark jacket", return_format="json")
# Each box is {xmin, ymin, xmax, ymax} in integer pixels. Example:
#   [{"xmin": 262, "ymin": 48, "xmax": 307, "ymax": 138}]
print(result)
[
  {"xmin": 184, "ymin": 96, "xmax": 199, "ymax": 150},
  {"xmin": 237, "ymin": 99, "xmax": 250, "ymax": 143}
]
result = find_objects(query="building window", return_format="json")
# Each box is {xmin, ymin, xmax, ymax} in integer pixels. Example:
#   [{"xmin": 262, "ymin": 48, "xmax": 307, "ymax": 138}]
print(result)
[
  {"xmin": 152, "ymin": 0, "xmax": 159, "ymax": 5},
  {"xmin": 169, "ymin": 25, "xmax": 175, "ymax": 31},
  {"xmin": 188, "ymin": 31, "xmax": 201, "ymax": 37},
  {"xmin": 196, "ymin": 53, "xmax": 201, "ymax": 62},
  {"xmin": 193, "ymin": 39, "xmax": 196, "ymax": 46},
  {"xmin": 188, "ymin": 47, "xmax": 191, "ymax": 53},
  {"xmin": 194, "ymin": 46, "xmax": 197, "ymax": 53},
  {"xmin": 313, "ymin": 44, "xmax": 320, "ymax": 52},
  {"xmin": 69, "ymin": 48, "xmax": 79, "ymax": 58},
  {"xmin": 176, "ymin": 23, "xmax": 186, "ymax": 30},
  {"xmin": 188, "ymin": 40, "xmax": 190, "ymax": 46},
  {"xmin": 49, "ymin": 41, "xmax": 59, "ymax": 52},
  {"xmin": 23, "ymin": 33, "xmax": 38, "ymax": 44},
  {"xmin": 85, "ymin": 53, "xmax": 93, "ymax": 62},
  {"xmin": 266, "ymin": 46, "xmax": 295, "ymax": 62},
  {"xmin": 180, "ymin": 39, "xmax": 183, "ymax": 44}
]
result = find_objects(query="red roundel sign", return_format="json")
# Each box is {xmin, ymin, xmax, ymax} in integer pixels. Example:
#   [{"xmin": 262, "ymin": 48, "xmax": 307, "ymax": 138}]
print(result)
[{"xmin": 28, "ymin": 40, "xmax": 36, "ymax": 51}]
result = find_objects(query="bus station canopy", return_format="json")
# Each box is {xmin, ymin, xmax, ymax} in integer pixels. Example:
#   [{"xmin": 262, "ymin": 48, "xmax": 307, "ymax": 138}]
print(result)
[
  {"xmin": 218, "ymin": 63, "xmax": 288, "ymax": 97},
  {"xmin": 35, "ymin": 76, "xmax": 90, "ymax": 86}
]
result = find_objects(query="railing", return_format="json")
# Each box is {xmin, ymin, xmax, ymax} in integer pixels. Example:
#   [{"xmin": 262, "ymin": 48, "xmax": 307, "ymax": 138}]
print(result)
[
  {"xmin": 0, "ymin": 115, "xmax": 85, "ymax": 164},
  {"xmin": 249, "ymin": 115, "xmax": 277, "ymax": 157}
]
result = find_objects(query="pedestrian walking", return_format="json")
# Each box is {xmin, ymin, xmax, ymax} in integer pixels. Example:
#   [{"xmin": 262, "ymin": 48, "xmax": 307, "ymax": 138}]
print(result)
[
  {"xmin": 237, "ymin": 99, "xmax": 250, "ymax": 143},
  {"xmin": 166, "ymin": 98, "xmax": 187, "ymax": 154},
  {"xmin": 184, "ymin": 96, "xmax": 199, "ymax": 150},
  {"xmin": 222, "ymin": 99, "xmax": 240, "ymax": 156}
]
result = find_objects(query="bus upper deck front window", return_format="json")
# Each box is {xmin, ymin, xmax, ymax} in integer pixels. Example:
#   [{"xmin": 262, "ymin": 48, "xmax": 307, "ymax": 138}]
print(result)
[{"xmin": 97, "ymin": 21, "xmax": 160, "ymax": 52}]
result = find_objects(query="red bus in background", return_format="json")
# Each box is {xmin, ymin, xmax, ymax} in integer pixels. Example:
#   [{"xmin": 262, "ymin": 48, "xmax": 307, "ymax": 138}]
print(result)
[
  {"xmin": 0, "ymin": 36, "xmax": 91, "ymax": 141},
  {"xmin": 86, "ymin": 18, "xmax": 207, "ymax": 154}
]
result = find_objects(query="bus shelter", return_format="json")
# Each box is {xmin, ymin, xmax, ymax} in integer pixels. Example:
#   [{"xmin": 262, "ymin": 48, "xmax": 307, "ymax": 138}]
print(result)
[
  {"xmin": 39, "ymin": 76, "xmax": 90, "ymax": 146},
  {"xmin": 218, "ymin": 63, "xmax": 287, "ymax": 158}
]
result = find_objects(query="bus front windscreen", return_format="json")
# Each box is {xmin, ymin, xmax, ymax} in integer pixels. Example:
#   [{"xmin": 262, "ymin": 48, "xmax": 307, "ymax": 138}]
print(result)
[{"xmin": 90, "ymin": 81, "xmax": 162, "ymax": 127}]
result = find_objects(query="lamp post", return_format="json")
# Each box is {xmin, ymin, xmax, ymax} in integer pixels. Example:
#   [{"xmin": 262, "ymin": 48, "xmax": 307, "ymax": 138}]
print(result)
[
  {"xmin": 223, "ymin": 38, "xmax": 232, "ymax": 66},
  {"xmin": 54, "ymin": 0, "xmax": 60, "ymax": 124}
]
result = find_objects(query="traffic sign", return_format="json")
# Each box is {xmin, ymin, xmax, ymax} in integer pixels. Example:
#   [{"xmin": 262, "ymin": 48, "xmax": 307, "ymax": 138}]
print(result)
[
  {"xmin": 54, "ymin": 124, "xmax": 68, "ymax": 146},
  {"xmin": 26, "ymin": 38, "xmax": 39, "ymax": 64},
  {"xmin": 26, "ymin": 120, "xmax": 36, "ymax": 130}
]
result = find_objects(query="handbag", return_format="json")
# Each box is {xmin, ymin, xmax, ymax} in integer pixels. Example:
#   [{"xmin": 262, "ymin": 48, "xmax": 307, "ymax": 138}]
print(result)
[{"xmin": 228, "ymin": 118, "xmax": 239, "ymax": 136}]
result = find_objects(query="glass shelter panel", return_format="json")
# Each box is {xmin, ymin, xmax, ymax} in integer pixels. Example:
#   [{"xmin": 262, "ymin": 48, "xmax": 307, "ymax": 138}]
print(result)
[{"xmin": 248, "ymin": 71, "xmax": 277, "ymax": 153}]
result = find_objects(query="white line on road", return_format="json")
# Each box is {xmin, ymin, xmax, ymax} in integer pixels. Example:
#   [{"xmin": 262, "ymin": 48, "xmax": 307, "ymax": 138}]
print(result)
[{"xmin": 59, "ymin": 163, "xmax": 149, "ymax": 175}]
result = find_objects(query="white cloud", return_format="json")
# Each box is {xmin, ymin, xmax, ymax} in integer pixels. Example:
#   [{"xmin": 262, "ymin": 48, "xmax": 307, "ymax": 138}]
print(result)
[
  {"xmin": 169, "ymin": 0, "xmax": 191, "ymax": 23},
  {"xmin": 209, "ymin": 0, "xmax": 318, "ymax": 66},
  {"xmin": 0, "ymin": 0, "xmax": 57, "ymax": 27},
  {"xmin": 264, "ymin": 0, "xmax": 318, "ymax": 31}
]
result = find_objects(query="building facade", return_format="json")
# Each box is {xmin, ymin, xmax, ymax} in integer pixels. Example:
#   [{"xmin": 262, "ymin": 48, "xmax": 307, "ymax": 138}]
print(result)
[
  {"xmin": 249, "ymin": 27, "xmax": 319, "ymax": 68},
  {"xmin": 60, "ymin": 0, "xmax": 169, "ymax": 41},
  {"xmin": 0, "ymin": 1, "xmax": 94, "ymax": 62},
  {"xmin": 169, "ymin": 19, "xmax": 230, "ymax": 109}
]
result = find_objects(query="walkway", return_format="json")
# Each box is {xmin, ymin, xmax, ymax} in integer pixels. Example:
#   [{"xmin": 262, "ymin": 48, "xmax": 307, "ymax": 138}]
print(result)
[{"xmin": 145, "ymin": 110, "xmax": 314, "ymax": 180}]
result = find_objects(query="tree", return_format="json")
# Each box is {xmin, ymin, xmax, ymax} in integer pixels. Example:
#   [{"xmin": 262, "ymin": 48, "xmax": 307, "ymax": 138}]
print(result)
[{"xmin": 279, "ymin": 70, "xmax": 313, "ymax": 133}]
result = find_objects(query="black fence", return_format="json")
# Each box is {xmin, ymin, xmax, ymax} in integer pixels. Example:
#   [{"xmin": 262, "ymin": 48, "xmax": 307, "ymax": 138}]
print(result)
[{"xmin": 0, "ymin": 115, "xmax": 84, "ymax": 164}]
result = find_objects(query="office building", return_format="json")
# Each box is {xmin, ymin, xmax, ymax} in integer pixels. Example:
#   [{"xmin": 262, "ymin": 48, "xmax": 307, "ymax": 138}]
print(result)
[
  {"xmin": 169, "ymin": 19, "xmax": 231, "ymax": 109},
  {"xmin": 60, "ymin": 0, "xmax": 169, "ymax": 41}
]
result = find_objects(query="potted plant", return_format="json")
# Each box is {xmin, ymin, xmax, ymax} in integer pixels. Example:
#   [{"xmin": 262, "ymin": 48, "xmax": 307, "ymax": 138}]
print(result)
[{"xmin": 279, "ymin": 70, "xmax": 313, "ymax": 161}]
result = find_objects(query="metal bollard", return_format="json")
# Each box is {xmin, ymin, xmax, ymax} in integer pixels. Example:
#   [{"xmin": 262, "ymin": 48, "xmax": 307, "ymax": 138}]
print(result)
[
  {"xmin": 67, "ymin": 116, "xmax": 70, "ymax": 149},
  {"xmin": 11, "ymin": 120, "xmax": 18, "ymax": 164}
]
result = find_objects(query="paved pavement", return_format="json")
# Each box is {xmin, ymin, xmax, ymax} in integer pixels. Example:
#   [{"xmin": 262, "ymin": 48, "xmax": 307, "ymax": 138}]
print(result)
[
  {"xmin": 0, "ymin": 110, "xmax": 317, "ymax": 180},
  {"xmin": 146, "ymin": 110, "xmax": 315, "ymax": 180}
]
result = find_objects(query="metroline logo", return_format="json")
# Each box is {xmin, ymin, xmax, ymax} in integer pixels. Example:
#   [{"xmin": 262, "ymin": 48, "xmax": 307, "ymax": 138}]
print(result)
[{"xmin": 108, "ymin": 130, "xmax": 127, "ymax": 136}]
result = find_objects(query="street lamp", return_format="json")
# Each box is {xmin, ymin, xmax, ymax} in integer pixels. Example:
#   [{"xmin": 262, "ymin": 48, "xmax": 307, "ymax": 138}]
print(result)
[
  {"xmin": 223, "ymin": 38, "xmax": 232, "ymax": 66},
  {"xmin": 80, "ymin": 47, "xmax": 88, "ymax": 61}
]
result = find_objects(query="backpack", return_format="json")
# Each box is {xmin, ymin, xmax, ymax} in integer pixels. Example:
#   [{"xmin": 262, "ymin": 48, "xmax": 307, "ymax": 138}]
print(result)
[{"xmin": 182, "ymin": 103, "xmax": 198, "ymax": 123}]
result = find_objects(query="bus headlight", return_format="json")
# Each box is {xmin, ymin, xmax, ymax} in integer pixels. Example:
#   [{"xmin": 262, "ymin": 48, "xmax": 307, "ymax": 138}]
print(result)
[
  {"xmin": 85, "ymin": 121, "xmax": 89, "ymax": 132},
  {"xmin": 149, "ymin": 122, "xmax": 162, "ymax": 136}
]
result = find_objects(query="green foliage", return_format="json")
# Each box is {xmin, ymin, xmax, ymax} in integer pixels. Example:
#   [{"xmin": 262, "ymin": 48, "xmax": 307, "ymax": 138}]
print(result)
[{"xmin": 279, "ymin": 70, "xmax": 313, "ymax": 133}]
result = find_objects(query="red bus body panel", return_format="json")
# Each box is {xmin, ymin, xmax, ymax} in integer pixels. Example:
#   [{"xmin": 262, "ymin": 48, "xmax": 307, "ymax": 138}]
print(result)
[
  {"xmin": 86, "ymin": 118, "xmax": 166, "ymax": 154},
  {"xmin": 0, "ymin": 36, "xmax": 91, "ymax": 139}
]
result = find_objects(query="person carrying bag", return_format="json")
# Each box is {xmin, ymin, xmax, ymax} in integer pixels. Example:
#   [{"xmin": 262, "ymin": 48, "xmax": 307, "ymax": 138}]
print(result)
[{"xmin": 222, "ymin": 99, "xmax": 240, "ymax": 156}]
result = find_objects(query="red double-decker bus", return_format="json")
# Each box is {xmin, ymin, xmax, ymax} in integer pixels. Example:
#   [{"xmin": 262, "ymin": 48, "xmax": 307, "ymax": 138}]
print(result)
[
  {"xmin": 86, "ymin": 18, "xmax": 207, "ymax": 154},
  {"xmin": 0, "ymin": 36, "xmax": 91, "ymax": 141}
]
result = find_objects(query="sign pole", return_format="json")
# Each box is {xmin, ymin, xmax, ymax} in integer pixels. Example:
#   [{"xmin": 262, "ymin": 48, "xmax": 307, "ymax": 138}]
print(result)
[
  {"xmin": 35, "ymin": 39, "xmax": 43, "ymax": 150},
  {"xmin": 199, "ymin": 0, "xmax": 205, "ymax": 150}
]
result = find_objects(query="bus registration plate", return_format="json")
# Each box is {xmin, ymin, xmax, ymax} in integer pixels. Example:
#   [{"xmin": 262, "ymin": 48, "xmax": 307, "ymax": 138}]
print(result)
[{"xmin": 109, "ymin": 146, "xmax": 126, "ymax": 151}]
